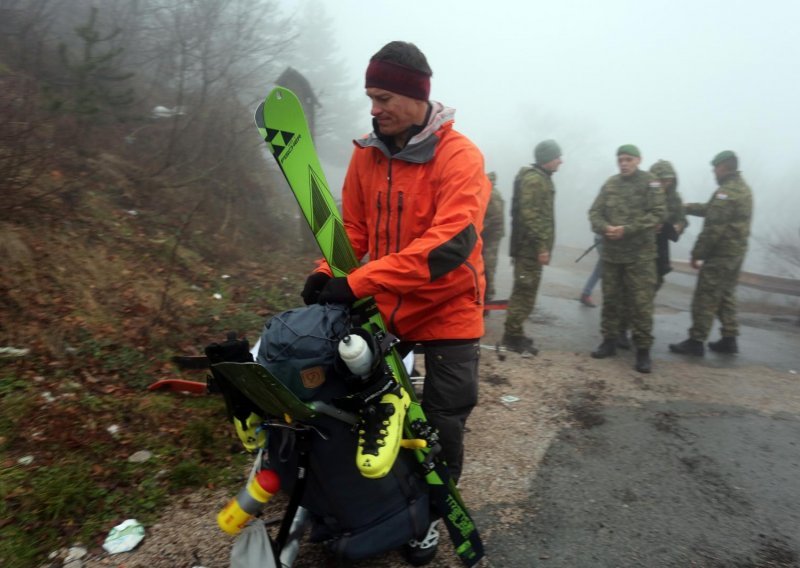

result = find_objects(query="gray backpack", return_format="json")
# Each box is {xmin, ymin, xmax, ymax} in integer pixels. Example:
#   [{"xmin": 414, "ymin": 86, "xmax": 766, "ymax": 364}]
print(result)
[{"xmin": 256, "ymin": 303, "xmax": 350, "ymax": 401}]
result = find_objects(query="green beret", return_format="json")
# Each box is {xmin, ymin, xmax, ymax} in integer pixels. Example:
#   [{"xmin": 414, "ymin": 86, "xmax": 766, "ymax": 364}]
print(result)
[
  {"xmin": 617, "ymin": 144, "xmax": 640, "ymax": 158},
  {"xmin": 487, "ymin": 171, "xmax": 497, "ymax": 183},
  {"xmin": 649, "ymin": 159, "xmax": 676, "ymax": 179},
  {"xmin": 711, "ymin": 150, "xmax": 737, "ymax": 166},
  {"xmin": 534, "ymin": 139, "xmax": 562, "ymax": 165}
]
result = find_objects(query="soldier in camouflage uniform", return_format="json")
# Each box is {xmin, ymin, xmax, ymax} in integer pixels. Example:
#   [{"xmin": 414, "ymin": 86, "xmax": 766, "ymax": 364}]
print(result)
[
  {"xmin": 617, "ymin": 160, "xmax": 687, "ymax": 349},
  {"xmin": 650, "ymin": 160, "xmax": 687, "ymax": 290},
  {"xmin": 482, "ymin": 172, "xmax": 505, "ymax": 301},
  {"xmin": 589, "ymin": 145, "xmax": 666, "ymax": 373},
  {"xmin": 503, "ymin": 139, "xmax": 562, "ymax": 354},
  {"xmin": 669, "ymin": 151, "xmax": 752, "ymax": 356}
]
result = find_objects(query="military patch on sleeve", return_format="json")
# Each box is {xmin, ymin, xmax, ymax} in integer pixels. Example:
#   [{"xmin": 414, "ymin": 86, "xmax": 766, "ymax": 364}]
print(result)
[
  {"xmin": 715, "ymin": 192, "xmax": 728, "ymax": 200},
  {"xmin": 300, "ymin": 366, "xmax": 326, "ymax": 389},
  {"xmin": 649, "ymin": 181, "xmax": 662, "ymax": 190}
]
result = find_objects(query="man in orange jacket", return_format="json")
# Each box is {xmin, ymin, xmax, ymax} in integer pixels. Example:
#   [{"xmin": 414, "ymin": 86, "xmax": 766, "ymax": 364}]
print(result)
[{"xmin": 301, "ymin": 40, "xmax": 490, "ymax": 565}]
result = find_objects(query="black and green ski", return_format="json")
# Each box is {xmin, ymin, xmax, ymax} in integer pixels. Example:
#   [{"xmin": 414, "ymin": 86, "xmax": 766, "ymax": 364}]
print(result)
[{"xmin": 255, "ymin": 87, "xmax": 484, "ymax": 566}]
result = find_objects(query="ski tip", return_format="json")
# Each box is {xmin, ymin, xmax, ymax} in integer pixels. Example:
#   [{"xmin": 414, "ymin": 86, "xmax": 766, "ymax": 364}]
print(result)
[
  {"xmin": 254, "ymin": 100, "xmax": 265, "ymax": 129},
  {"xmin": 267, "ymin": 86, "xmax": 300, "ymax": 105}
]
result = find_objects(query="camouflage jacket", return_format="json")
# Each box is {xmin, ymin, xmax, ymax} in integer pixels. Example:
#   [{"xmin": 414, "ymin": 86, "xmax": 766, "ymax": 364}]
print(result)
[
  {"xmin": 509, "ymin": 165, "xmax": 555, "ymax": 259},
  {"xmin": 665, "ymin": 185, "xmax": 687, "ymax": 227},
  {"xmin": 589, "ymin": 169, "xmax": 667, "ymax": 263},
  {"xmin": 482, "ymin": 187, "xmax": 505, "ymax": 243},
  {"xmin": 685, "ymin": 172, "xmax": 752, "ymax": 260}
]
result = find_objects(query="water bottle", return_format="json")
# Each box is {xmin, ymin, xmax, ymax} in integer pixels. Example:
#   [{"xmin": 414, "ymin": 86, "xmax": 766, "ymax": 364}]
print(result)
[
  {"xmin": 217, "ymin": 469, "xmax": 280, "ymax": 535},
  {"xmin": 338, "ymin": 334, "xmax": 374, "ymax": 377}
]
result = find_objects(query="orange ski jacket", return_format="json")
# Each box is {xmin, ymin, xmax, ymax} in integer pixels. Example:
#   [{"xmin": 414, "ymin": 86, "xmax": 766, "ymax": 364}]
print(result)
[{"xmin": 318, "ymin": 103, "xmax": 490, "ymax": 341}]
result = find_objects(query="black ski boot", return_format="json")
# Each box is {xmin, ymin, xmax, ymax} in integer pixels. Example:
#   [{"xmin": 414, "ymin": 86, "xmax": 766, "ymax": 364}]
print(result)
[
  {"xmin": 708, "ymin": 336, "xmax": 738, "ymax": 354},
  {"xmin": 591, "ymin": 339, "xmax": 616, "ymax": 359},
  {"xmin": 669, "ymin": 338, "xmax": 704, "ymax": 356},
  {"xmin": 502, "ymin": 333, "xmax": 538, "ymax": 355},
  {"xmin": 635, "ymin": 348, "xmax": 652, "ymax": 373},
  {"xmin": 616, "ymin": 331, "xmax": 632, "ymax": 350}
]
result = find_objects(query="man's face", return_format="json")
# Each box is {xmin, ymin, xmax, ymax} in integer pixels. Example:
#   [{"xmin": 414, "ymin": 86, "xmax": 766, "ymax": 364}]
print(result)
[
  {"xmin": 617, "ymin": 154, "xmax": 641, "ymax": 176},
  {"xmin": 713, "ymin": 163, "xmax": 728, "ymax": 182},
  {"xmin": 541, "ymin": 157, "xmax": 563, "ymax": 173},
  {"xmin": 367, "ymin": 87, "xmax": 422, "ymax": 136}
]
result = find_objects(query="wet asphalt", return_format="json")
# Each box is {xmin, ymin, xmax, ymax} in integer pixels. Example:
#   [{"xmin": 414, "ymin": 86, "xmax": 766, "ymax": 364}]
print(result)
[
  {"xmin": 477, "ymin": 247, "xmax": 800, "ymax": 567},
  {"xmin": 487, "ymin": 246, "xmax": 800, "ymax": 373}
]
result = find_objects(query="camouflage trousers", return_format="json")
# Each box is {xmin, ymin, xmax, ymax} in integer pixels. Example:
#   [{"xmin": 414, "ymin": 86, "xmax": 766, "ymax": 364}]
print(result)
[
  {"xmin": 689, "ymin": 256, "xmax": 744, "ymax": 340},
  {"xmin": 601, "ymin": 258, "xmax": 657, "ymax": 348},
  {"xmin": 504, "ymin": 256, "xmax": 542, "ymax": 336},
  {"xmin": 483, "ymin": 238, "xmax": 501, "ymax": 300}
]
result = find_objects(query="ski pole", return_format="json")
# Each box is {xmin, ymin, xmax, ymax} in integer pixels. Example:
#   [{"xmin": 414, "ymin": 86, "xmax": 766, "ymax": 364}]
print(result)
[{"xmin": 574, "ymin": 242, "xmax": 598, "ymax": 263}]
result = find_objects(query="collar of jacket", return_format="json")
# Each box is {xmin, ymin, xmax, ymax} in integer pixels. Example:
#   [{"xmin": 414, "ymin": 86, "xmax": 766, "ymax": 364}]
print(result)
[
  {"xmin": 717, "ymin": 171, "xmax": 741, "ymax": 185},
  {"xmin": 532, "ymin": 163, "xmax": 553, "ymax": 178},
  {"xmin": 619, "ymin": 169, "xmax": 645, "ymax": 181},
  {"xmin": 355, "ymin": 101, "xmax": 455, "ymax": 164}
]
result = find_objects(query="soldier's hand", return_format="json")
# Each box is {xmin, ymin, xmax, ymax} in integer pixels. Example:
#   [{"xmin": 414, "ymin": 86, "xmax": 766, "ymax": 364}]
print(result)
[
  {"xmin": 605, "ymin": 225, "xmax": 624, "ymax": 240},
  {"xmin": 538, "ymin": 251, "xmax": 550, "ymax": 266},
  {"xmin": 691, "ymin": 258, "xmax": 702, "ymax": 269}
]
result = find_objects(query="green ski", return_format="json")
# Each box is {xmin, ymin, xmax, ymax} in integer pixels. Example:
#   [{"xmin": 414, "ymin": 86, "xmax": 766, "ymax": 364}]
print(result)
[{"xmin": 255, "ymin": 86, "xmax": 484, "ymax": 566}]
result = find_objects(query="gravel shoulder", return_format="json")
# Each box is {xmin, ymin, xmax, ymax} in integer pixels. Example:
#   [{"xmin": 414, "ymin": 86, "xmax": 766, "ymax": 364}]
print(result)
[{"xmin": 84, "ymin": 344, "xmax": 800, "ymax": 568}]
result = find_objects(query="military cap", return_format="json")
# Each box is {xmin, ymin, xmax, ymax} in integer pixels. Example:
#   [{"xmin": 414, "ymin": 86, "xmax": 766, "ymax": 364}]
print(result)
[
  {"xmin": 711, "ymin": 150, "xmax": 737, "ymax": 166},
  {"xmin": 617, "ymin": 144, "xmax": 640, "ymax": 158},
  {"xmin": 534, "ymin": 139, "xmax": 562, "ymax": 165},
  {"xmin": 487, "ymin": 171, "xmax": 497, "ymax": 183},
  {"xmin": 649, "ymin": 160, "xmax": 676, "ymax": 179}
]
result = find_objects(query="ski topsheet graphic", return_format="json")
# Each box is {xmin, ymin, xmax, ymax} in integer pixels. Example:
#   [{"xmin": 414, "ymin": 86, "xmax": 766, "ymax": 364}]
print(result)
[{"xmin": 255, "ymin": 87, "xmax": 483, "ymax": 566}]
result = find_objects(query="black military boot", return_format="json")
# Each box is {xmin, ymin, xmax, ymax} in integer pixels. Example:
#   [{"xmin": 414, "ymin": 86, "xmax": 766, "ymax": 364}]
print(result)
[
  {"xmin": 708, "ymin": 336, "xmax": 738, "ymax": 354},
  {"xmin": 591, "ymin": 339, "xmax": 616, "ymax": 359},
  {"xmin": 502, "ymin": 333, "xmax": 538, "ymax": 356},
  {"xmin": 616, "ymin": 331, "xmax": 631, "ymax": 350},
  {"xmin": 635, "ymin": 349, "xmax": 652, "ymax": 373},
  {"xmin": 668, "ymin": 338, "xmax": 705, "ymax": 356}
]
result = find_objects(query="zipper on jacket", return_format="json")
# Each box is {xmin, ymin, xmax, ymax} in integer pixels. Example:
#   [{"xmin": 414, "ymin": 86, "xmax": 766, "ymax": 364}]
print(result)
[
  {"xmin": 395, "ymin": 191, "xmax": 404, "ymax": 253},
  {"xmin": 464, "ymin": 260, "xmax": 482, "ymax": 304},
  {"xmin": 389, "ymin": 294, "xmax": 403, "ymax": 332},
  {"xmin": 374, "ymin": 192, "xmax": 382, "ymax": 259},
  {"xmin": 369, "ymin": 191, "xmax": 381, "ymax": 260},
  {"xmin": 385, "ymin": 159, "xmax": 393, "ymax": 257}
]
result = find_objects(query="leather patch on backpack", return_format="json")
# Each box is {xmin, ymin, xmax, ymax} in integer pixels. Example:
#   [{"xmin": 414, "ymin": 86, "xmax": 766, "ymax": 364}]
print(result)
[{"xmin": 300, "ymin": 366, "xmax": 326, "ymax": 389}]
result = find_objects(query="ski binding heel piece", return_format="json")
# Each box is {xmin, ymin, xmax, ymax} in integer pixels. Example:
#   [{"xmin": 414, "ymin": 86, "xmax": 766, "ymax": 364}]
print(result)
[{"xmin": 356, "ymin": 387, "xmax": 411, "ymax": 479}]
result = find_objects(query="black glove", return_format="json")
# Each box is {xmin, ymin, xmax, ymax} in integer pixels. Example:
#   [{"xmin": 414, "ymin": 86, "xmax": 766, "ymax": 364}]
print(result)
[
  {"xmin": 317, "ymin": 277, "xmax": 357, "ymax": 305},
  {"xmin": 301, "ymin": 272, "xmax": 331, "ymax": 305}
]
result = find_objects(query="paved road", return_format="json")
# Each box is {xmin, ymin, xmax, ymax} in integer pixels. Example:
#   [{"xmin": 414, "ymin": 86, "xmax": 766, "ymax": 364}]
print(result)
[
  {"xmin": 486, "ymin": 398, "xmax": 800, "ymax": 567},
  {"xmin": 485, "ymin": 245, "xmax": 800, "ymax": 372},
  {"xmin": 479, "ymin": 247, "xmax": 800, "ymax": 567}
]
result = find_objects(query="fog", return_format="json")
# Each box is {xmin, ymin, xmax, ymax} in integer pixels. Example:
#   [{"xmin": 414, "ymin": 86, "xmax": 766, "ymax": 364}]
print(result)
[{"xmin": 282, "ymin": 0, "xmax": 800, "ymax": 277}]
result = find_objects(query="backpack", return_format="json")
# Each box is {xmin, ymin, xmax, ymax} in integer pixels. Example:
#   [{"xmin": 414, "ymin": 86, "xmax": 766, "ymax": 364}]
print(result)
[
  {"xmin": 255, "ymin": 304, "xmax": 430, "ymax": 561},
  {"xmin": 256, "ymin": 303, "xmax": 351, "ymax": 401}
]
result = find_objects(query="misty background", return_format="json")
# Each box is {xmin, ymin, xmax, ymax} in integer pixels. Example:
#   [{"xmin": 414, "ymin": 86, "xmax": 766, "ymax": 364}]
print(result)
[
  {"xmin": 300, "ymin": 0, "xmax": 800, "ymax": 277},
  {"xmin": 3, "ymin": 0, "xmax": 798, "ymax": 277}
]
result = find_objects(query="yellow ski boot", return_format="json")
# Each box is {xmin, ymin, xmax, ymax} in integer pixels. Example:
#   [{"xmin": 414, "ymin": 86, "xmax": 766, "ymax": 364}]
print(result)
[
  {"xmin": 356, "ymin": 387, "xmax": 411, "ymax": 479},
  {"xmin": 234, "ymin": 412, "xmax": 266, "ymax": 452}
]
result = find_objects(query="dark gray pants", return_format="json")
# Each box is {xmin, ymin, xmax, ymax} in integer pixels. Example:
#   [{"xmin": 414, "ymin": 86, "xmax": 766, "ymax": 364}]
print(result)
[{"xmin": 420, "ymin": 341, "xmax": 480, "ymax": 483}]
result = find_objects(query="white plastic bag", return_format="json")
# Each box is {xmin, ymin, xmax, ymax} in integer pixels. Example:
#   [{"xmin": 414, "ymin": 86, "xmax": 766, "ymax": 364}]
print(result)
[
  {"xmin": 230, "ymin": 521, "xmax": 277, "ymax": 568},
  {"xmin": 102, "ymin": 519, "xmax": 145, "ymax": 554}
]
